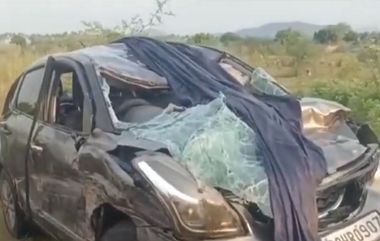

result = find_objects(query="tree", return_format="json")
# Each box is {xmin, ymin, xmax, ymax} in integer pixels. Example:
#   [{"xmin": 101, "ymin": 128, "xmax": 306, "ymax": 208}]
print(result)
[
  {"xmin": 343, "ymin": 30, "xmax": 359, "ymax": 42},
  {"xmin": 82, "ymin": 0, "xmax": 173, "ymax": 38},
  {"xmin": 191, "ymin": 33, "xmax": 215, "ymax": 44},
  {"xmin": 274, "ymin": 29, "xmax": 310, "ymax": 61},
  {"xmin": 314, "ymin": 23, "xmax": 353, "ymax": 44},
  {"xmin": 10, "ymin": 34, "xmax": 27, "ymax": 48},
  {"xmin": 313, "ymin": 28, "xmax": 338, "ymax": 44},
  {"xmin": 275, "ymin": 28, "xmax": 302, "ymax": 45},
  {"xmin": 358, "ymin": 32, "xmax": 380, "ymax": 44},
  {"xmin": 220, "ymin": 32, "xmax": 242, "ymax": 44},
  {"xmin": 331, "ymin": 23, "xmax": 352, "ymax": 37},
  {"xmin": 274, "ymin": 29, "xmax": 313, "ymax": 76}
]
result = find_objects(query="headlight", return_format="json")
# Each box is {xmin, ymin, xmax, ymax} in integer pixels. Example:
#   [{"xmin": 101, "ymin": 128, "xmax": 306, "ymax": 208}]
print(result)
[{"xmin": 133, "ymin": 154, "xmax": 245, "ymax": 239}]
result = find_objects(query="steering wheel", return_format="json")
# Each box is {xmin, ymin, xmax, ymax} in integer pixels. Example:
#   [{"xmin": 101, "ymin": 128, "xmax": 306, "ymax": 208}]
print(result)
[
  {"xmin": 57, "ymin": 99, "xmax": 81, "ymax": 125},
  {"xmin": 59, "ymin": 100, "xmax": 79, "ymax": 114}
]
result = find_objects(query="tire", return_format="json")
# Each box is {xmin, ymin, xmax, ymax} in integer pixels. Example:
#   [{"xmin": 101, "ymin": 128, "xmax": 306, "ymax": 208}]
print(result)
[
  {"xmin": 100, "ymin": 220, "xmax": 137, "ymax": 241},
  {"xmin": 0, "ymin": 171, "xmax": 29, "ymax": 239}
]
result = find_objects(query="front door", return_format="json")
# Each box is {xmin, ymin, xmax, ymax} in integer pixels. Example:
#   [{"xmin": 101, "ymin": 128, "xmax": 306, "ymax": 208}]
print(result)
[
  {"xmin": 30, "ymin": 122, "xmax": 85, "ymax": 240},
  {"xmin": 29, "ymin": 59, "xmax": 91, "ymax": 241}
]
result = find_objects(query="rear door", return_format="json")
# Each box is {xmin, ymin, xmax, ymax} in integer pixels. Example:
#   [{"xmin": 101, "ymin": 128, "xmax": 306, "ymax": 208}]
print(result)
[{"xmin": 0, "ymin": 64, "xmax": 48, "ymax": 211}]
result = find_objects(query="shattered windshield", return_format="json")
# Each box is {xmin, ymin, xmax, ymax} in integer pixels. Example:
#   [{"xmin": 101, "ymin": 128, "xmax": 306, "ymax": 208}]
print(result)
[
  {"xmin": 79, "ymin": 43, "xmax": 294, "ymax": 217},
  {"xmin": 127, "ymin": 97, "xmax": 272, "ymax": 216},
  {"xmin": 248, "ymin": 68, "xmax": 289, "ymax": 96},
  {"xmin": 99, "ymin": 75, "xmax": 273, "ymax": 215},
  {"xmin": 219, "ymin": 58, "xmax": 289, "ymax": 96}
]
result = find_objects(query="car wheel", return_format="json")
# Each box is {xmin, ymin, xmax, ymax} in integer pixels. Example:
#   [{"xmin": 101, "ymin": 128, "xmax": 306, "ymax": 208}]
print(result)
[
  {"xmin": 0, "ymin": 171, "xmax": 28, "ymax": 239},
  {"xmin": 100, "ymin": 220, "xmax": 137, "ymax": 241}
]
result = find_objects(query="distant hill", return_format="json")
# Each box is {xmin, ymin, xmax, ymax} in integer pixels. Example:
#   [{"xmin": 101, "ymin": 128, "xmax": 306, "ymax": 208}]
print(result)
[
  {"xmin": 235, "ymin": 22, "xmax": 327, "ymax": 39},
  {"xmin": 355, "ymin": 25, "xmax": 380, "ymax": 33}
]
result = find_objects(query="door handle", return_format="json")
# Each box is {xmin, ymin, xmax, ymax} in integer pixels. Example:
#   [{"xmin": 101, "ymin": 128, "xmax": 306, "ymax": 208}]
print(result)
[
  {"xmin": 0, "ymin": 122, "xmax": 12, "ymax": 135},
  {"xmin": 31, "ymin": 144, "xmax": 43, "ymax": 154}
]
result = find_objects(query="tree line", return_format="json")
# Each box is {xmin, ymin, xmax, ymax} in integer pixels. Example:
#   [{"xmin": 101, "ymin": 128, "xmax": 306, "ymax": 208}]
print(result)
[{"xmin": 3, "ymin": 22, "xmax": 380, "ymax": 50}]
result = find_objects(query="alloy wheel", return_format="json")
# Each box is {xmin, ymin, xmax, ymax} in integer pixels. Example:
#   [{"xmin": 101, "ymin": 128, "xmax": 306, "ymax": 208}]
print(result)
[{"xmin": 0, "ymin": 177, "xmax": 16, "ymax": 233}]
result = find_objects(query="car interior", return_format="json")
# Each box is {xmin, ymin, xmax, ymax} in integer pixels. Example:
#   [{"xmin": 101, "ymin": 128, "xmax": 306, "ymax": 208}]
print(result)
[
  {"xmin": 49, "ymin": 65, "xmax": 84, "ymax": 131},
  {"xmin": 99, "ymin": 55, "xmax": 261, "ymax": 125},
  {"xmin": 108, "ymin": 84, "xmax": 177, "ymax": 123}
]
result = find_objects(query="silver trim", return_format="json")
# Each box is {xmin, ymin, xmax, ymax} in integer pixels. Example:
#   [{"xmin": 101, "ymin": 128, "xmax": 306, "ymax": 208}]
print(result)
[{"xmin": 318, "ymin": 191, "xmax": 345, "ymax": 219}]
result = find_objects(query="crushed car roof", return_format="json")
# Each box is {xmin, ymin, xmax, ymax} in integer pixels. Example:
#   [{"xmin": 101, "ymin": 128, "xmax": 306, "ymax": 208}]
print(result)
[{"xmin": 57, "ymin": 42, "xmax": 226, "ymax": 90}]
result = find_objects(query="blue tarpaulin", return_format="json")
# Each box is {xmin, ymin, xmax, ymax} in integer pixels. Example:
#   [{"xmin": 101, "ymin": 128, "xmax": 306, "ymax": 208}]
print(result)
[{"xmin": 116, "ymin": 37, "xmax": 327, "ymax": 241}]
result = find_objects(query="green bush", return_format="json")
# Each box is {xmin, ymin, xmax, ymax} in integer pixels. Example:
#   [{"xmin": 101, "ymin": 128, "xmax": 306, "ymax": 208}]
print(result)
[{"xmin": 305, "ymin": 79, "xmax": 380, "ymax": 134}]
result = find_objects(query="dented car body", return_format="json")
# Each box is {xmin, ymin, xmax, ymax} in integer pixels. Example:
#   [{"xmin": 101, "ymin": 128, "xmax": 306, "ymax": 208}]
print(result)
[{"xmin": 0, "ymin": 38, "xmax": 379, "ymax": 241}]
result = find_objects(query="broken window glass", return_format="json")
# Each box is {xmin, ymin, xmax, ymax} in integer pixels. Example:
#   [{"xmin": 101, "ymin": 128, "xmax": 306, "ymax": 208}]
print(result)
[
  {"xmin": 247, "ymin": 67, "xmax": 289, "ymax": 96},
  {"xmin": 127, "ymin": 96, "xmax": 272, "ymax": 216}
]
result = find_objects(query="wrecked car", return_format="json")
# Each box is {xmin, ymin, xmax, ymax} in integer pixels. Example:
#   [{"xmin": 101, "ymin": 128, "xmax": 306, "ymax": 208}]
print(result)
[{"xmin": 0, "ymin": 37, "xmax": 379, "ymax": 241}]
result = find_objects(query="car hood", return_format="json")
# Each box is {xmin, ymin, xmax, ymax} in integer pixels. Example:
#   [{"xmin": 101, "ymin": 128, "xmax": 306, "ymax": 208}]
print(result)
[{"xmin": 301, "ymin": 97, "xmax": 368, "ymax": 174}]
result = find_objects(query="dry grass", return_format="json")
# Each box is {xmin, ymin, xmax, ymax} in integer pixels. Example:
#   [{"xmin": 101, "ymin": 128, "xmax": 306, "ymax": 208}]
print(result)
[{"xmin": 0, "ymin": 44, "xmax": 44, "ymax": 110}]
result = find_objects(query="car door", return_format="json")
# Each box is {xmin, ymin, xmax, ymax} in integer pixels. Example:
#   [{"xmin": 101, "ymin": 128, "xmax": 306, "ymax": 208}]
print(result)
[
  {"xmin": 0, "ymin": 63, "xmax": 49, "ymax": 213},
  {"xmin": 29, "ymin": 57, "xmax": 92, "ymax": 241}
]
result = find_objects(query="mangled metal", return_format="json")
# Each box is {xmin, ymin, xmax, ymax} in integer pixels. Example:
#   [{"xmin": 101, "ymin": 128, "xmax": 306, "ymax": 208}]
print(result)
[
  {"xmin": 302, "ymin": 97, "xmax": 351, "ymax": 129},
  {"xmin": 301, "ymin": 98, "xmax": 368, "ymax": 174},
  {"xmin": 77, "ymin": 43, "xmax": 168, "ymax": 89}
]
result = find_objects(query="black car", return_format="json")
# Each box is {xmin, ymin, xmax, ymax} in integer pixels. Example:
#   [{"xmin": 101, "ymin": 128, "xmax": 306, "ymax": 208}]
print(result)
[{"xmin": 0, "ymin": 38, "xmax": 379, "ymax": 241}]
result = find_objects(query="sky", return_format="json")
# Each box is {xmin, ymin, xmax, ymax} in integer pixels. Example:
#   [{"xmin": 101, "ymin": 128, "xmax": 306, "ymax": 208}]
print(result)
[{"xmin": 0, "ymin": 0, "xmax": 380, "ymax": 34}]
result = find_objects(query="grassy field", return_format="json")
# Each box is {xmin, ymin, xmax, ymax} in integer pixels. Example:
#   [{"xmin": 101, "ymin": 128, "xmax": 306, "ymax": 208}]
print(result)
[{"xmin": 0, "ymin": 44, "xmax": 42, "ymax": 109}]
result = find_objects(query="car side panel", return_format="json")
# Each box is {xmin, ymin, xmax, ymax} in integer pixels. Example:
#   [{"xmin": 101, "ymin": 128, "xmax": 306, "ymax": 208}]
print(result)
[
  {"xmin": 1, "ymin": 112, "xmax": 34, "ymax": 208},
  {"xmin": 31, "ymin": 122, "xmax": 85, "ymax": 240}
]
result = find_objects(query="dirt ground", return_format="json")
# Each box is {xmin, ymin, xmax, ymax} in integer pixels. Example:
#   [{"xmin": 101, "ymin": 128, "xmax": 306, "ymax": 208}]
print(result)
[
  {"xmin": 0, "ymin": 214, "xmax": 15, "ymax": 241},
  {"xmin": 0, "ymin": 213, "xmax": 50, "ymax": 241},
  {"xmin": 374, "ymin": 175, "xmax": 380, "ymax": 188}
]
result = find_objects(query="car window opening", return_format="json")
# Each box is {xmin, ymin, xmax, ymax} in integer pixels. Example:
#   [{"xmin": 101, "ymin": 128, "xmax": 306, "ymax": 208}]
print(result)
[
  {"xmin": 99, "ymin": 54, "xmax": 290, "ymax": 126},
  {"xmin": 110, "ymin": 87, "xmax": 175, "ymax": 123},
  {"xmin": 101, "ymin": 72, "xmax": 177, "ymax": 124},
  {"xmin": 49, "ymin": 63, "xmax": 84, "ymax": 132}
]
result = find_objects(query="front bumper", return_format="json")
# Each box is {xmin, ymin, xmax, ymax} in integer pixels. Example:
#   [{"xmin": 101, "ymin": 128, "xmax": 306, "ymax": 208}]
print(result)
[
  {"xmin": 136, "ymin": 157, "xmax": 380, "ymax": 241},
  {"xmin": 137, "ymin": 226, "xmax": 261, "ymax": 241},
  {"xmin": 135, "ymin": 181, "xmax": 380, "ymax": 241},
  {"xmin": 319, "ymin": 177, "xmax": 380, "ymax": 233}
]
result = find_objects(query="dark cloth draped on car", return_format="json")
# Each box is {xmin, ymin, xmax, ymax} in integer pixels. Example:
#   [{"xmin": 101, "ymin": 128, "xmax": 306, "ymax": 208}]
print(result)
[{"xmin": 116, "ymin": 37, "xmax": 327, "ymax": 241}]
